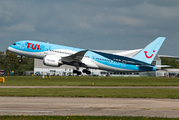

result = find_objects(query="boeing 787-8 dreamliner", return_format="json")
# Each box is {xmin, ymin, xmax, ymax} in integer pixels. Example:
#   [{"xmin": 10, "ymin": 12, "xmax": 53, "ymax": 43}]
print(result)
[{"xmin": 8, "ymin": 37, "xmax": 166, "ymax": 75}]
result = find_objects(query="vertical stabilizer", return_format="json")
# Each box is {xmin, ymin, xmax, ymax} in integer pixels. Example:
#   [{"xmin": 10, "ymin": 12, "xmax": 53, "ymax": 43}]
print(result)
[{"xmin": 132, "ymin": 37, "xmax": 166, "ymax": 64}]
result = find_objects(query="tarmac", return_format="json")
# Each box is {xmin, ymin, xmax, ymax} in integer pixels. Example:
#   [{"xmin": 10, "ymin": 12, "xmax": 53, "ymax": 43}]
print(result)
[{"xmin": 0, "ymin": 97, "xmax": 179, "ymax": 118}]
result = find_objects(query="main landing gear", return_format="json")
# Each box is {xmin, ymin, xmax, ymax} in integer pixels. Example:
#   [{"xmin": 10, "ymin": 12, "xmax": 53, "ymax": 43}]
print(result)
[
  {"xmin": 73, "ymin": 69, "xmax": 91, "ymax": 75},
  {"xmin": 82, "ymin": 69, "xmax": 91, "ymax": 75},
  {"xmin": 73, "ymin": 70, "xmax": 82, "ymax": 75}
]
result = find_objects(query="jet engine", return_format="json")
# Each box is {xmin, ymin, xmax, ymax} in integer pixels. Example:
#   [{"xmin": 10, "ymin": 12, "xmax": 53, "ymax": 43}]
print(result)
[{"xmin": 43, "ymin": 55, "xmax": 63, "ymax": 67}]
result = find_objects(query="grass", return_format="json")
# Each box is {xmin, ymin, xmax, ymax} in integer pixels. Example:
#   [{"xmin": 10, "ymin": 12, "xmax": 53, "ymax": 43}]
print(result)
[
  {"xmin": 0, "ymin": 76, "xmax": 179, "ymax": 86},
  {"xmin": 0, "ymin": 116, "xmax": 178, "ymax": 120},
  {"xmin": 0, "ymin": 88, "xmax": 179, "ymax": 98},
  {"xmin": 0, "ymin": 77, "xmax": 178, "ymax": 119},
  {"xmin": 0, "ymin": 76, "xmax": 179, "ymax": 98}
]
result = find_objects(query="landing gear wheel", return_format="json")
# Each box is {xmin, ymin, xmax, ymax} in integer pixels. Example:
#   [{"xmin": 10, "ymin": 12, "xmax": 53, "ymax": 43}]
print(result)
[
  {"xmin": 86, "ymin": 71, "xmax": 91, "ymax": 75},
  {"xmin": 73, "ymin": 70, "xmax": 82, "ymax": 75},
  {"xmin": 77, "ymin": 71, "xmax": 82, "ymax": 75},
  {"xmin": 82, "ymin": 69, "xmax": 91, "ymax": 75},
  {"xmin": 18, "ymin": 59, "xmax": 22, "ymax": 63},
  {"xmin": 73, "ymin": 70, "xmax": 78, "ymax": 74},
  {"xmin": 82, "ymin": 69, "xmax": 88, "ymax": 73}
]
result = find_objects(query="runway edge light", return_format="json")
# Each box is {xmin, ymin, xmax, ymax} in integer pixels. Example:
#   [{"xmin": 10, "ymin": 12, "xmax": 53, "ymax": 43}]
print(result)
[{"xmin": 0, "ymin": 77, "xmax": 5, "ymax": 83}]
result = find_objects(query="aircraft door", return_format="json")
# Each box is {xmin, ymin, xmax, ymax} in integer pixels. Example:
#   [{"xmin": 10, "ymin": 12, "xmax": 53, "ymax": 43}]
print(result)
[
  {"xmin": 121, "ymin": 60, "xmax": 126, "ymax": 67},
  {"xmin": 44, "ymin": 46, "xmax": 51, "ymax": 54},
  {"xmin": 20, "ymin": 43, "xmax": 25, "ymax": 50}
]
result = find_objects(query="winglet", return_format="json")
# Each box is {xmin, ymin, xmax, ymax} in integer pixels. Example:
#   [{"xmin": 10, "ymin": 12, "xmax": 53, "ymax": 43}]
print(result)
[{"xmin": 132, "ymin": 37, "xmax": 166, "ymax": 64}]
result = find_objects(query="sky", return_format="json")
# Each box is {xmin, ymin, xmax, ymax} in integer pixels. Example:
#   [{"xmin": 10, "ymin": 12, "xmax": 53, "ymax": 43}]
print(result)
[{"xmin": 0, "ymin": 0, "xmax": 179, "ymax": 56}]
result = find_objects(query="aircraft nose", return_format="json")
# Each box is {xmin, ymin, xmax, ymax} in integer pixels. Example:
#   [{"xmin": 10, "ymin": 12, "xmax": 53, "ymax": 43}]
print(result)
[{"xmin": 7, "ymin": 46, "xmax": 12, "ymax": 51}]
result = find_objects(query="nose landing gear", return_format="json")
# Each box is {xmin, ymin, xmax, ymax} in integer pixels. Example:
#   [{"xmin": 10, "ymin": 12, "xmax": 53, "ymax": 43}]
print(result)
[
  {"xmin": 18, "ymin": 56, "xmax": 23, "ymax": 63},
  {"xmin": 18, "ymin": 59, "xmax": 22, "ymax": 63}
]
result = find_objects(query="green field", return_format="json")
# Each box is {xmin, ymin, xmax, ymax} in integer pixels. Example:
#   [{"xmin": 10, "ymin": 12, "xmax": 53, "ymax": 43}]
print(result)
[
  {"xmin": 0, "ymin": 116, "xmax": 178, "ymax": 120},
  {"xmin": 0, "ymin": 76, "xmax": 179, "ymax": 98},
  {"xmin": 0, "ymin": 76, "xmax": 179, "ymax": 86},
  {"xmin": 1, "ymin": 76, "xmax": 179, "ymax": 119},
  {"xmin": 0, "ymin": 88, "xmax": 179, "ymax": 98}
]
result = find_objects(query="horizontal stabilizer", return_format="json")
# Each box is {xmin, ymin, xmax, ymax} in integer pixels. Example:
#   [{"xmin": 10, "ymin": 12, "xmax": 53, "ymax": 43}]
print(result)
[
  {"xmin": 136, "ymin": 65, "xmax": 155, "ymax": 68},
  {"xmin": 156, "ymin": 65, "xmax": 171, "ymax": 68}
]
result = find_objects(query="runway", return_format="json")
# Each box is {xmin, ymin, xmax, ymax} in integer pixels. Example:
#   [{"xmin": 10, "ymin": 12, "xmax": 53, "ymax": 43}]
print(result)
[
  {"xmin": 1, "ymin": 86, "xmax": 179, "ymax": 89},
  {"xmin": 0, "ymin": 97, "xmax": 179, "ymax": 118}
]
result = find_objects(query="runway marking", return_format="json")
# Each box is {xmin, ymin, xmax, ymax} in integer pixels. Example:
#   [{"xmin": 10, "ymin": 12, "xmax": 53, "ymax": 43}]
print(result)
[{"xmin": 0, "ymin": 110, "xmax": 53, "ymax": 113}]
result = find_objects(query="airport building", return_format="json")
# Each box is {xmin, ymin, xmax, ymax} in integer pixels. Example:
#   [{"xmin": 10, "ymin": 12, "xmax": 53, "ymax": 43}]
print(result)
[{"xmin": 34, "ymin": 54, "xmax": 178, "ymax": 77}]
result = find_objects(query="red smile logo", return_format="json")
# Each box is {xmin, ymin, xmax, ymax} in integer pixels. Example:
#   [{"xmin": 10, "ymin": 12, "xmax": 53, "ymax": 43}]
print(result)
[{"xmin": 144, "ymin": 50, "xmax": 155, "ymax": 59}]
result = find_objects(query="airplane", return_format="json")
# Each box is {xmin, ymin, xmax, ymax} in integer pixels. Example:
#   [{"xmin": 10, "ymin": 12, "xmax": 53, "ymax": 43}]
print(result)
[{"xmin": 7, "ymin": 37, "xmax": 166, "ymax": 75}]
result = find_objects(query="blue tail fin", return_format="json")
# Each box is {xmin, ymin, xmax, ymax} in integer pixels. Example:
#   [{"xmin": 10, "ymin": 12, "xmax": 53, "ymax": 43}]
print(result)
[{"xmin": 132, "ymin": 37, "xmax": 166, "ymax": 64}]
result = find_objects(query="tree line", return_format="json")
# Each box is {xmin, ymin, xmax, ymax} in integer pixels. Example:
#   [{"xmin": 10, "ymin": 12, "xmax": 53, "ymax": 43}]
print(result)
[
  {"xmin": 0, "ymin": 50, "xmax": 34, "ymax": 75},
  {"xmin": 161, "ymin": 57, "xmax": 179, "ymax": 68},
  {"xmin": 0, "ymin": 50, "xmax": 178, "ymax": 75}
]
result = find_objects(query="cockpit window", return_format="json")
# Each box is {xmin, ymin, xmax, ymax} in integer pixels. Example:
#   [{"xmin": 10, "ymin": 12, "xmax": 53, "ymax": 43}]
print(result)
[{"xmin": 13, "ymin": 43, "xmax": 16, "ymax": 45}]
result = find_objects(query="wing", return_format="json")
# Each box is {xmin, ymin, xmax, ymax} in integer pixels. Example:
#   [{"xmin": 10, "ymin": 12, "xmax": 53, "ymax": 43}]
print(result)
[{"xmin": 62, "ymin": 49, "xmax": 88, "ymax": 63}]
